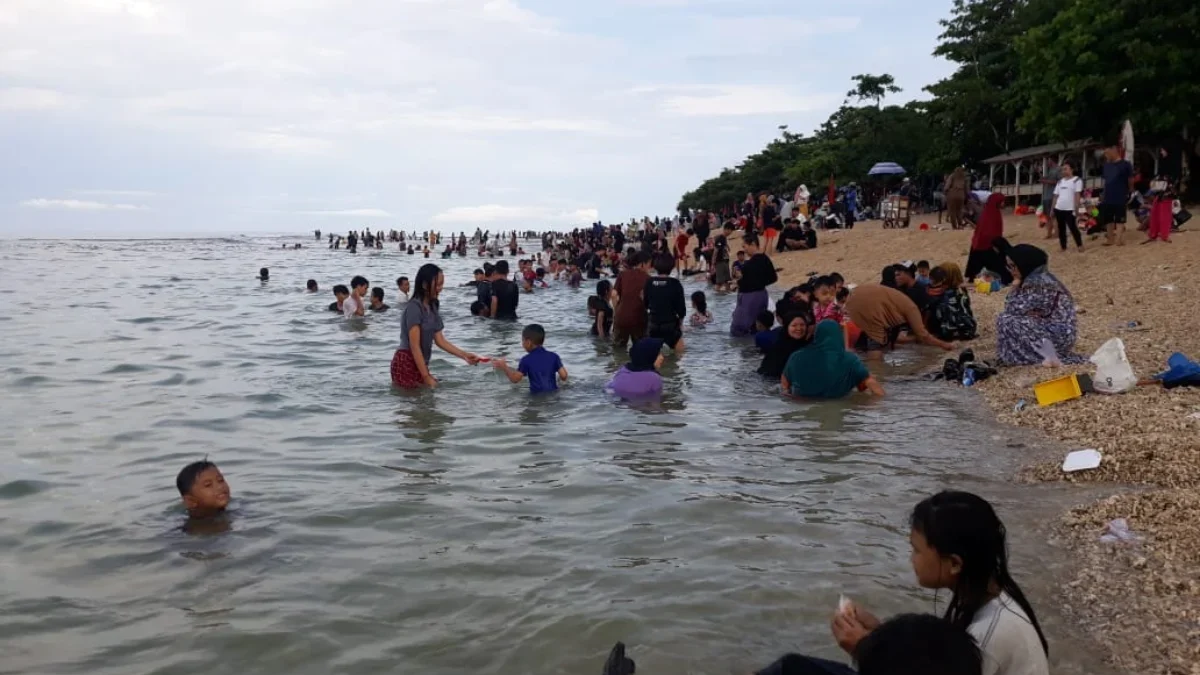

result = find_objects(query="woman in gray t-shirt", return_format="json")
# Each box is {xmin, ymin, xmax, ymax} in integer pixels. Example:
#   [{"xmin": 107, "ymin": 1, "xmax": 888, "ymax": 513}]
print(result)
[{"xmin": 390, "ymin": 264, "xmax": 479, "ymax": 388}]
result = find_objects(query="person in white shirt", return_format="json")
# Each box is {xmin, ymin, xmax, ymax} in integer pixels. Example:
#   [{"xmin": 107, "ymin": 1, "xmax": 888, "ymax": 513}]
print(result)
[
  {"xmin": 1052, "ymin": 161, "xmax": 1085, "ymax": 252},
  {"xmin": 343, "ymin": 275, "xmax": 368, "ymax": 318},
  {"xmin": 832, "ymin": 491, "xmax": 1050, "ymax": 675}
]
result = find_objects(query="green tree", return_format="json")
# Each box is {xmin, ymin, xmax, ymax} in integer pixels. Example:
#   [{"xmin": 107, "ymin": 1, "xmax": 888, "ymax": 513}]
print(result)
[{"xmin": 846, "ymin": 74, "xmax": 902, "ymax": 108}]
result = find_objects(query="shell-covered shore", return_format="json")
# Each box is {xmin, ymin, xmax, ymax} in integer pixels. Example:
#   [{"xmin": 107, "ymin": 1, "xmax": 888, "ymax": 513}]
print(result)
[{"xmin": 765, "ymin": 212, "xmax": 1199, "ymax": 674}]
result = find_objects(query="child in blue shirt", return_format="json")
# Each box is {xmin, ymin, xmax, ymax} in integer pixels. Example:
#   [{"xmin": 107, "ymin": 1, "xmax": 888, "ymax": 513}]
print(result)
[{"xmin": 493, "ymin": 324, "xmax": 568, "ymax": 394}]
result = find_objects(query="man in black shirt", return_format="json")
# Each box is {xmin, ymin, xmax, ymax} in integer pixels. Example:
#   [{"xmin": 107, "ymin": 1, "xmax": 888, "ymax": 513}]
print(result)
[
  {"xmin": 476, "ymin": 263, "xmax": 495, "ymax": 309},
  {"xmin": 644, "ymin": 253, "xmax": 687, "ymax": 353},
  {"xmin": 489, "ymin": 260, "xmax": 519, "ymax": 320}
]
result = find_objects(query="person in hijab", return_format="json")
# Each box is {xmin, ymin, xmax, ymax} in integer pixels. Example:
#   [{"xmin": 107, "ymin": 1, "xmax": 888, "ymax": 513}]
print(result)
[
  {"xmin": 995, "ymin": 244, "xmax": 1085, "ymax": 366},
  {"xmin": 965, "ymin": 193, "xmax": 1008, "ymax": 282},
  {"xmin": 607, "ymin": 338, "xmax": 664, "ymax": 398},
  {"xmin": 781, "ymin": 320, "xmax": 885, "ymax": 399},
  {"xmin": 757, "ymin": 314, "xmax": 812, "ymax": 378}
]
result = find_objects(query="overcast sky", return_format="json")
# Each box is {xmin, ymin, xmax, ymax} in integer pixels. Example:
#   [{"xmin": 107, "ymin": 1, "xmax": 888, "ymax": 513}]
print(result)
[{"xmin": 0, "ymin": 0, "xmax": 954, "ymax": 237}]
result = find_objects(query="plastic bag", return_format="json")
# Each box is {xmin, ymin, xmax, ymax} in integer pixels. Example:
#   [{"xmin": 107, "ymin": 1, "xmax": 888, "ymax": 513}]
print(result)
[
  {"xmin": 1034, "ymin": 338, "xmax": 1062, "ymax": 367},
  {"xmin": 1090, "ymin": 338, "xmax": 1137, "ymax": 394}
]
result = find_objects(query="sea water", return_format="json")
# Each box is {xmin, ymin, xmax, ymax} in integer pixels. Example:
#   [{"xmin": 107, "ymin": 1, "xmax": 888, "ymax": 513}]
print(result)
[{"xmin": 0, "ymin": 237, "xmax": 1112, "ymax": 674}]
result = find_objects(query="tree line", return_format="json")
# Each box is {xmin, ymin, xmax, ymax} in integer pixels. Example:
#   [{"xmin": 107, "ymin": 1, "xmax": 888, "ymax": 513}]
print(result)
[{"xmin": 678, "ymin": 0, "xmax": 1199, "ymax": 213}]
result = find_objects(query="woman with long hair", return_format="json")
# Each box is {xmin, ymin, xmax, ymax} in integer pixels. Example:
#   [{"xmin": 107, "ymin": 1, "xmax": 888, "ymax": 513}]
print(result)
[
  {"xmin": 390, "ymin": 263, "xmax": 479, "ymax": 389},
  {"xmin": 832, "ymin": 491, "xmax": 1050, "ymax": 675}
]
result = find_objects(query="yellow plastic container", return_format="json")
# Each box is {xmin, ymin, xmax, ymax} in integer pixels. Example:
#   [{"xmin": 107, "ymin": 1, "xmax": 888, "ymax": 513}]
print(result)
[
  {"xmin": 974, "ymin": 279, "xmax": 992, "ymax": 294},
  {"xmin": 1034, "ymin": 374, "xmax": 1083, "ymax": 406}
]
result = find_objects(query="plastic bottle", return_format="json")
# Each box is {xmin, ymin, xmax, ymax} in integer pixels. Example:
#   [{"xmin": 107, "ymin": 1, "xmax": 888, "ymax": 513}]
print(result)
[{"xmin": 962, "ymin": 367, "xmax": 977, "ymax": 387}]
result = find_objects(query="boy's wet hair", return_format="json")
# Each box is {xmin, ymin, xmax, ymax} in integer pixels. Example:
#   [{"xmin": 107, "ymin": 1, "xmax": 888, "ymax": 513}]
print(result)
[
  {"xmin": 522, "ymin": 323, "xmax": 546, "ymax": 346},
  {"xmin": 333, "ymin": 284, "xmax": 349, "ymax": 296},
  {"xmin": 653, "ymin": 254, "xmax": 674, "ymax": 275},
  {"xmin": 397, "ymin": 276, "xmax": 409, "ymax": 286},
  {"xmin": 470, "ymin": 300, "xmax": 487, "ymax": 316},
  {"xmin": 259, "ymin": 267, "xmax": 269, "ymax": 278},
  {"xmin": 854, "ymin": 613, "xmax": 983, "ymax": 675},
  {"xmin": 495, "ymin": 260, "xmax": 510, "ymax": 274},
  {"xmin": 306, "ymin": 279, "xmax": 318, "ymax": 290},
  {"xmin": 473, "ymin": 268, "xmax": 484, "ymax": 276},
  {"xmin": 176, "ymin": 460, "xmax": 218, "ymax": 496},
  {"xmin": 371, "ymin": 287, "xmax": 385, "ymax": 300},
  {"xmin": 351, "ymin": 275, "xmax": 369, "ymax": 289},
  {"xmin": 755, "ymin": 310, "xmax": 776, "ymax": 329},
  {"xmin": 482, "ymin": 263, "xmax": 494, "ymax": 275}
]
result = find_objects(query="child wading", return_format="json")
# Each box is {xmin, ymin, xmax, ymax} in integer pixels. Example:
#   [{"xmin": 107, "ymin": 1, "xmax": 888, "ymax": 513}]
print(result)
[{"xmin": 492, "ymin": 324, "xmax": 568, "ymax": 394}]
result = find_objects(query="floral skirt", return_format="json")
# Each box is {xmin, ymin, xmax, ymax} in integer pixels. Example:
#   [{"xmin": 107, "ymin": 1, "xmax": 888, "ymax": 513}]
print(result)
[{"xmin": 390, "ymin": 348, "xmax": 423, "ymax": 388}]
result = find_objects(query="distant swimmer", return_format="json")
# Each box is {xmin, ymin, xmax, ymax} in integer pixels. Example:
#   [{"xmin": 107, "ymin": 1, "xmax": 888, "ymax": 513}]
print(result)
[
  {"xmin": 307, "ymin": 279, "xmax": 319, "ymax": 293},
  {"xmin": 329, "ymin": 284, "xmax": 349, "ymax": 312},
  {"xmin": 464, "ymin": 269, "xmax": 485, "ymax": 287},
  {"xmin": 369, "ymin": 287, "xmax": 390, "ymax": 312},
  {"xmin": 258, "ymin": 267, "xmax": 269, "ymax": 281}
]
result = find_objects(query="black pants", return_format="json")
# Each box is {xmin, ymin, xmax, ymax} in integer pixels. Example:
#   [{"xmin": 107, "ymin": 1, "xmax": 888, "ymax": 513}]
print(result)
[
  {"xmin": 965, "ymin": 250, "xmax": 1013, "ymax": 285},
  {"xmin": 756, "ymin": 654, "xmax": 856, "ymax": 675},
  {"xmin": 1054, "ymin": 209, "xmax": 1082, "ymax": 250}
]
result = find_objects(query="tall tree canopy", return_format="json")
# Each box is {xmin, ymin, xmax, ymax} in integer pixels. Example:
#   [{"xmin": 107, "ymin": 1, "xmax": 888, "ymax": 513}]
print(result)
[{"xmin": 678, "ymin": 0, "xmax": 1198, "ymax": 212}]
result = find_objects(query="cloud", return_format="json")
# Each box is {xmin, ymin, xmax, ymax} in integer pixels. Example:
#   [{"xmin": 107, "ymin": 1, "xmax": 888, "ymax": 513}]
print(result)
[
  {"xmin": 75, "ymin": 189, "xmax": 158, "ymax": 197},
  {"xmin": 295, "ymin": 208, "xmax": 392, "ymax": 217},
  {"xmin": 651, "ymin": 85, "xmax": 839, "ymax": 116},
  {"xmin": 21, "ymin": 198, "xmax": 148, "ymax": 211},
  {"xmin": 432, "ymin": 204, "xmax": 598, "ymax": 225},
  {"xmin": 0, "ymin": 87, "xmax": 71, "ymax": 110}
]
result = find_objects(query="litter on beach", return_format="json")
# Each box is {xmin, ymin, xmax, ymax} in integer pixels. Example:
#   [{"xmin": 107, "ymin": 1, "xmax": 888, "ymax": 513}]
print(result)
[
  {"xmin": 1033, "ymin": 373, "xmax": 1083, "ymax": 406},
  {"xmin": 1159, "ymin": 284, "xmax": 1176, "ymax": 292},
  {"xmin": 1100, "ymin": 518, "xmax": 1141, "ymax": 544},
  {"xmin": 1062, "ymin": 449, "xmax": 1102, "ymax": 473}
]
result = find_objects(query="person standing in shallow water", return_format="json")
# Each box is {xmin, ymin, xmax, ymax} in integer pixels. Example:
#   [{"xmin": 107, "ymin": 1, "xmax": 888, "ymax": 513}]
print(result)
[
  {"xmin": 390, "ymin": 264, "xmax": 479, "ymax": 389},
  {"xmin": 729, "ymin": 233, "xmax": 777, "ymax": 337}
]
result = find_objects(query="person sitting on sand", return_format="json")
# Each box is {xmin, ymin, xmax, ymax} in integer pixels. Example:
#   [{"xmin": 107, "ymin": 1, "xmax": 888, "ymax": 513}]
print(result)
[
  {"xmin": 928, "ymin": 264, "xmax": 977, "ymax": 341},
  {"xmin": 757, "ymin": 313, "xmax": 811, "ymax": 379},
  {"xmin": 607, "ymin": 338, "xmax": 664, "ymax": 399},
  {"xmin": 176, "ymin": 460, "xmax": 231, "ymax": 519},
  {"xmin": 995, "ymin": 245, "xmax": 1084, "ymax": 366},
  {"xmin": 830, "ymin": 491, "xmax": 1050, "ymax": 675},
  {"xmin": 369, "ymin": 287, "xmax": 390, "ymax": 312},
  {"xmin": 844, "ymin": 284, "xmax": 954, "ymax": 359},
  {"xmin": 782, "ymin": 320, "xmax": 884, "ymax": 398}
]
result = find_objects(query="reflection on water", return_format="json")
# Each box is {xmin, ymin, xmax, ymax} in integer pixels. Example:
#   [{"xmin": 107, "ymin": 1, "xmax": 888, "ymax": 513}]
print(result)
[{"xmin": 0, "ymin": 238, "xmax": 1108, "ymax": 675}]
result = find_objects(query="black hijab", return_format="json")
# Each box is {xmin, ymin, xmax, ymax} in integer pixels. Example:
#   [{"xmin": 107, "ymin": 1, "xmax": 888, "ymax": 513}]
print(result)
[
  {"xmin": 1006, "ymin": 244, "xmax": 1048, "ymax": 281},
  {"xmin": 757, "ymin": 315, "xmax": 811, "ymax": 378},
  {"xmin": 628, "ymin": 338, "xmax": 664, "ymax": 372}
]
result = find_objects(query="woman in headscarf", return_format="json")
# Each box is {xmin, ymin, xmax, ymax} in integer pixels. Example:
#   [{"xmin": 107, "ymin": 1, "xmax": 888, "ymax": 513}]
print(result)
[
  {"xmin": 757, "ymin": 314, "xmax": 812, "ymax": 378},
  {"xmin": 944, "ymin": 167, "xmax": 968, "ymax": 230},
  {"xmin": 794, "ymin": 184, "xmax": 811, "ymax": 218},
  {"xmin": 782, "ymin": 320, "xmax": 885, "ymax": 398},
  {"xmin": 995, "ymin": 244, "xmax": 1085, "ymax": 366},
  {"xmin": 607, "ymin": 338, "xmax": 664, "ymax": 399},
  {"xmin": 964, "ymin": 193, "xmax": 1009, "ymax": 283}
]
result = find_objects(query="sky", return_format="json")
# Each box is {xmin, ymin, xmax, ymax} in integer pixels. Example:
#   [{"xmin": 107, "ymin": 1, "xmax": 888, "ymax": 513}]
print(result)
[{"xmin": 0, "ymin": 0, "xmax": 955, "ymax": 238}]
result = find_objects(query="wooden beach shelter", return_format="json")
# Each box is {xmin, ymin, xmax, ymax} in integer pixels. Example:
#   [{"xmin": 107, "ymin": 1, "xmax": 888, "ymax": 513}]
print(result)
[{"xmin": 983, "ymin": 140, "xmax": 1104, "ymax": 203}]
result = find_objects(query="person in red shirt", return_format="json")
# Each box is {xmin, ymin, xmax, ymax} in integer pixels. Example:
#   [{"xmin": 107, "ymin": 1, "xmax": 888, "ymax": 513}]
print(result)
[{"xmin": 674, "ymin": 228, "xmax": 691, "ymax": 276}]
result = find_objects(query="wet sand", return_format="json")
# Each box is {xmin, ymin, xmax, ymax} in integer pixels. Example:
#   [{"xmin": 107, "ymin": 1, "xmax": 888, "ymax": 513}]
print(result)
[{"xmin": 762, "ymin": 212, "xmax": 1200, "ymax": 674}]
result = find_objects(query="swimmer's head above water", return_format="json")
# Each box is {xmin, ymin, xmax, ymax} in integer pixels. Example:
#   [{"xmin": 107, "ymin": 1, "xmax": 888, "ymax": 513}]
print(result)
[
  {"xmin": 258, "ymin": 267, "xmax": 269, "ymax": 281},
  {"xmin": 176, "ymin": 460, "xmax": 231, "ymax": 519}
]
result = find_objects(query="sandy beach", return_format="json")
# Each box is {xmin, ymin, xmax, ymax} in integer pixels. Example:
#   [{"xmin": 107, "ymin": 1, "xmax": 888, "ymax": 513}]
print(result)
[{"xmin": 760, "ymin": 213, "xmax": 1200, "ymax": 674}]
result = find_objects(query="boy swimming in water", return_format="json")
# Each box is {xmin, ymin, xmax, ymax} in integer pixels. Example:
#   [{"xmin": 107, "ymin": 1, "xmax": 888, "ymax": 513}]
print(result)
[
  {"xmin": 176, "ymin": 460, "xmax": 231, "ymax": 519},
  {"xmin": 307, "ymin": 279, "xmax": 319, "ymax": 293},
  {"xmin": 492, "ymin": 324, "xmax": 567, "ymax": 394},
  {"xmin": 369, "ymin": 287, "xmax": 390, "ymax": 312},
  {"xmin": 329, "ymin": 284, "xmax": 349, "ymax": 312}
]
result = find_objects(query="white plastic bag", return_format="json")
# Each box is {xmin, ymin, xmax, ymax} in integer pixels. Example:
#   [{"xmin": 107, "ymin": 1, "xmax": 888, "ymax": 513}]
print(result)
[
  {"xmin": 1034, "ymin": 338, "xmax": 1062, "ymax": 367},
  {"xmin": 1090, "ymin": 338, "xmax": 1137, "ymax": 394}
]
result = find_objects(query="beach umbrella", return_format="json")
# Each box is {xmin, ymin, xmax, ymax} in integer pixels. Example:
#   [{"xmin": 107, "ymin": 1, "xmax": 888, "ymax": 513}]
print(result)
[
  {"xmin": 1120, "ymin": 119, "xmax": 1134, "ymax": 164},
  {"xmin": 867, "ymin": 162, "xmax": 906, "ymax": 176}
]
